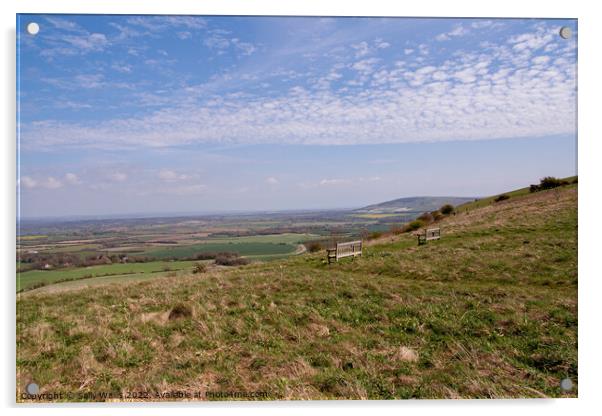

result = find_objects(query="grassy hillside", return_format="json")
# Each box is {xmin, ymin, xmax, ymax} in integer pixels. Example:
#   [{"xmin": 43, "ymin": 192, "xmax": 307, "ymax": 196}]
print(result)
[
  {"xmin": 16, "ymin": 185, "xmax": 577, "ymax": 401},
  {"xmin": 455, "ymin": 175, "xmax": 577, "ymax": 213}
]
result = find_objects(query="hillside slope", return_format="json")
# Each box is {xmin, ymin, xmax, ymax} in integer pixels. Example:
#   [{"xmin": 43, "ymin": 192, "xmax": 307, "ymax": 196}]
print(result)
[{"xmin": 17, "ymin": 185, "xmax": 577, "ymax": 401}]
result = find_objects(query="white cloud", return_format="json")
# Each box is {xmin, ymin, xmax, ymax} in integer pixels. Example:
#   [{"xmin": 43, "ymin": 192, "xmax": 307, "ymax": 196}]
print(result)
[
  {"xmin": 112, "ymin": 63, "xmax": 132, "ymax": 73},
  {"xmin": 351, "ymin": 58, "xmax": 380, "ymax": 75},
  {"xmin": 508, "ymin": 29, "xmax": 555, "ymax": 53},
  {"xmin": 126, "ymin": 16, "xmax": 206, "ymax": 32},
  {"xmin": 436, "ymin": 24, "xmax": 469, "ymax": 41},
  {"xmin": 43, "ymin": 177, "xmax": 63, "ymax": 189},
  {"xmin": 158, "ymin": 169, "xmax": 178, "ymax": 181},
  {"xmin": 109, "ymin": 172, "xmax": 128, "ymax": 182},
  {"xmin": 319, "ymin": 178, "xmax": 350, "ymax": 186},
  {"xmin": 376, "ymin": 41, "xmax": 390, "ymax": 49},
  {"xmin": 20, "ymin": 175, "xmax": 79, "ymax": 189},
  {"xmin": 266, "ymin": 177, "xmax": 279, "ymax": 185},
  {"xmin": 158, "ymin": 169, "xmax": 189, "ymax": 181},
  {"xmin": 64, "ymin": 173, "xmax": 82, "ymax": 185},
  {"xmin": 204, "ymin": 35, "xmax": 230, "ymax": 50},
  {"xmin": 20, "ymin": 176, "xmax": 37, "ymax": 189},
  {"xmin": 231, "ymin": 38, "xmax": 256, "ymax": 56},
  {"xmin": 532, "ymin": 55, "xmax": 551, "ymax": 65},
  {"xmin": 351, "ymin": 41, "xmax": 370, "ymax": 58},
  {"xmin": 21, "ymin": 25, "xmax": 576, "ymax": 150},
  {"xmin": 453, "ymin": 67, "xmax": 478, "ymax": 83}
]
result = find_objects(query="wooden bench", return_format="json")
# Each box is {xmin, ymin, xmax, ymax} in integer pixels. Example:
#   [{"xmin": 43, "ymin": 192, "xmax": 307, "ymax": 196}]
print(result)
[
  {"xmin": 417, "ymin": 228, "xmax": 441, "ymax": 245},
  {"xmin": 327, "ymin": 240, "xmax": 362, "ymax": 263}
]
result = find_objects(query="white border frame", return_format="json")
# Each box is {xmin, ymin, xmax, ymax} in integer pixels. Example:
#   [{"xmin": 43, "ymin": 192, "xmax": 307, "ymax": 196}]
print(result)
[{"xmin": 3, "ymin": 1, "xmax": 600, "ymax": 415}]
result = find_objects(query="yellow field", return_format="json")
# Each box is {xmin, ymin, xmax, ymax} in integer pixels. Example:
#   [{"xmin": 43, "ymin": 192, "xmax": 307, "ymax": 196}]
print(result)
[{"xmin": 352, "ymin": 213, "xmax": 402, "ymax": 219}]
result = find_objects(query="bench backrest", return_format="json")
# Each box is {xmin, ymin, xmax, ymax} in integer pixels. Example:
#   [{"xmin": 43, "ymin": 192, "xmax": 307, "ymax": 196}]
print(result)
[
  {"xmin": 425, "ymin": 228, "xmax": 441, "ymax": 240},
  {"xmin": 336, "ymin": 240, "xmax": 362, "ymax": 259}
]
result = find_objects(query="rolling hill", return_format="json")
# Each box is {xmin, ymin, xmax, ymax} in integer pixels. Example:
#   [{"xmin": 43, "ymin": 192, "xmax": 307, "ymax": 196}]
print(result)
[{"xmin": 356, "ymin": 196, "xmax": 475, "ymax": 214}]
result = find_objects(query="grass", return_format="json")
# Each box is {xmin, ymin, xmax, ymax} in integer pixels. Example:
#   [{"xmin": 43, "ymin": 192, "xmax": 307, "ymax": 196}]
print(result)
[
  {"xmin": 144, "ymin": 242, "xmax": 297, "ymax": 259},
  {"xmin": 17, "ymin": 260, "xmax": 200, "ymax": 292},
  {"xmin": 27, "ymin": 272, "xmax": 186, "ymax": 294},
  {"xmin": 16, "ymin": 185, "xmax": 577, "ymax": 401},
  {"xmin": 455, "ymin": 176, "xmax": 576, "ymax": 213}
]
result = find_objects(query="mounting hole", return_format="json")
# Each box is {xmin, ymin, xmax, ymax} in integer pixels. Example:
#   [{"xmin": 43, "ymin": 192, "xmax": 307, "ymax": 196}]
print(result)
[
  {"xmin": 560, "ymin": 378, "xmax": 573, "ymax": 391},
  {"xmin": 26, "ymin": 22, "xmax": 40, "ymax": 36},
  {"xmin": 559, "ymin": 26, "xmax": 572, "ymax": 40},
  {"xmin": 25, "ymin": 382, "xmax": 39, "ymax": 395}
]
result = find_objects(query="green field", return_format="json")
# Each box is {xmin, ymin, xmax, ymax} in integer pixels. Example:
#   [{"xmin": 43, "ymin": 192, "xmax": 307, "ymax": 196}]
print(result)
[
  {"xmin": 199, "ymin": 233, "xmax": 318, "ymax": 244},
  {"xmin": 16, "ymin": 184, "xmax": 577, "ymax": 400},
  {"xmin": 17, "ymin": 260, "xmax": 199, "ymax": 292},
  {"xmin": 144, "ymin": 242, "xmax": 298, "ymax": 259},
  {"xmin": 17, "ymin": 234, "xmax": 315, "ymax": 292}
]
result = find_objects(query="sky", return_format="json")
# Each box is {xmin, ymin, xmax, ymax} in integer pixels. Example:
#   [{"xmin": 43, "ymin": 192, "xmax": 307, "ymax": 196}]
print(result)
[{"xmin": 16, "ymin": 15, "xmax": 577, "ymax": 218}]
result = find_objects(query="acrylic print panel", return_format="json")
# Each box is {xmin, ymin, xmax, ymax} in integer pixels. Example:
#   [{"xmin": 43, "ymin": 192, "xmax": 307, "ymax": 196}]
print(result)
[{"xmin": 16, "ymin": 14, "xmax": 577, "ymax": 402}]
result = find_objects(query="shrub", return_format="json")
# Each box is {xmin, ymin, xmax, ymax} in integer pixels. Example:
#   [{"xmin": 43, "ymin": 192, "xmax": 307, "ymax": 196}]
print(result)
[
  {"xmin": 404, "ymin": 219, "xmax": 425, "ymax": 232},
  {"xmin": 440, "ymin": 204, "xmax": 454, "ymax": 215},
  {"xmin": 572, "ymin": 177, "xmax": 578, "ymax": 184},
  {"xmin": 539, "ymin": 176, "xmax": 566, "ymax": 190},
  {"xmin": 306, "ymin": 242, "xmax": 323, "ymax": 253},
  {"xmin": 494, "ymin": 194, "xmax": 510, "ymax": 202},
  {"xmin": 214, "ymin": 252, "xmax": 250, "ymax": 266},
  {"xmin": 194, "ymin": 252, "xmax": 217, "ymax": 260},
  {"xmin": 417, "ymin": 212, "xmax": 434, "ymax": 224},
  {"xmin": 192, "ymin": 262, "xmax": 207, "ymax": 274},
  {"xmin": 430, "ymin": 210, "xmax": 443, "ymax": 221},
  {"xmin": 530, "ymin": 176, "xmax": 570, "ymax": 193}
]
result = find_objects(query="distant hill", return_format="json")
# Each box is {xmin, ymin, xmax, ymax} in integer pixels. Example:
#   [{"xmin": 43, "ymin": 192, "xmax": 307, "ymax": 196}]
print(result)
[{"xmin": 356, "ymin": 196, "xmax": 475, "ymax": 214}]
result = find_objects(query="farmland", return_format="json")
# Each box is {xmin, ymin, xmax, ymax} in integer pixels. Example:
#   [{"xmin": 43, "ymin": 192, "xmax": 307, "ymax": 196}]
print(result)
[{"xmin": 16, "ymin": 209, "xmax": 392, "ymax": 292}]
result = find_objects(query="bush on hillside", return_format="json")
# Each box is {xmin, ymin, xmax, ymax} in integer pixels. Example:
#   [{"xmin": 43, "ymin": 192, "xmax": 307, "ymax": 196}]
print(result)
[
  {"xmin": 194, "ymin": 252, "xmax": 218, "ymax": 260},
  {"xmin": 306, "ymin": 241, "xmax": 323, "ymax": 252},
  {"xmin": 404, "ymin": 219, "xmax": 425, "ymax": 232},
  {"xmin": 440, "ymin": 204, "xmax": 454, "ymax": 215},
  {"xmin": 192, "ymin": 262, "xmax": 207, "ymax": 274},
  {"xmin": 430, "ymin": 210, "xmax": 444, "ymax": 221},
  {"xmin": 539, "ymin": 176, "xmax": 569, "ymax": 190},
  {"xmin": 417, "ymin": 212, "xmax": 434, "ymax": 224},
  {"xmin": 214, "ymin": 252, "xmax": 250, "ymax": 266},
  {"xmin": 530, "ymin": 176, "xmax": 570, "ymax": 193},
  {"xmin": 494, "ymin": 194, "xmax": 510, "ymax": 202}
]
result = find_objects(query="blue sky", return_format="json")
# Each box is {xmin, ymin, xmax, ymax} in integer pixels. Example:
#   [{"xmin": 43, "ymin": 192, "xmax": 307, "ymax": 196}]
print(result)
[{"xmin": 17, "ymin": 15, "xmax": 577, "ymax": 217}]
